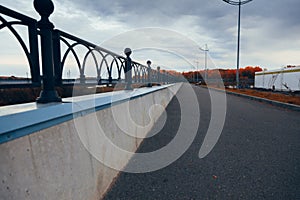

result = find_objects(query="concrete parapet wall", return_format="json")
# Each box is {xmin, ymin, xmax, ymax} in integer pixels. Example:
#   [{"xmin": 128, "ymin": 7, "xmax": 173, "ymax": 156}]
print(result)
[{"xmin": 0, "ymin": 83, "xmax": 182, "ymax": 200}]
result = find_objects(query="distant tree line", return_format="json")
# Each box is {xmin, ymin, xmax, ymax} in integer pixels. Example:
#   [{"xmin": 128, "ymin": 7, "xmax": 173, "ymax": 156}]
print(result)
[{"xmin": 182, "ymin": 66, "xmax": 263, "ymax": 87}]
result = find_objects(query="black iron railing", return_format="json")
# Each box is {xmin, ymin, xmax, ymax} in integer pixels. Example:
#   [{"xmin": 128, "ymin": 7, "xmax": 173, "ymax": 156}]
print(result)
[
  {"xmin": 0, "ymin": 4, "xmax": 40, "ymax": 86},
  {"xmin": 0, "ymin": 0, "xmax": 180, "ymax": 103}
]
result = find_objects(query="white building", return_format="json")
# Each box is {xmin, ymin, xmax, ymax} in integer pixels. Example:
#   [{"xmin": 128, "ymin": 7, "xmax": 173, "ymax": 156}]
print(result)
[{"xmin": 255, "ymin": 66, "xmax": 300, "ymax": 91}]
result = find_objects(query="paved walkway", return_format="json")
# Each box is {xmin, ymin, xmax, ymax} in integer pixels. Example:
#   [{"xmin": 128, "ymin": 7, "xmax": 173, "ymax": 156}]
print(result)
[{"xmin": 104, "ymin": 84, "xmax": 300, "ymax": 200}]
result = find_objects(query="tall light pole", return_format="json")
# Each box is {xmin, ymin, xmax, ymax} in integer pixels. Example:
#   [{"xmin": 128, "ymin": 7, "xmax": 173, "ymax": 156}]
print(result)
[
  {"xmin": 222, "ymin": 0, "xmax": 253, "ymax": 88},
  {"xmin": 199, "ymin": 44, "xmax": 209, "ymax": 83}
]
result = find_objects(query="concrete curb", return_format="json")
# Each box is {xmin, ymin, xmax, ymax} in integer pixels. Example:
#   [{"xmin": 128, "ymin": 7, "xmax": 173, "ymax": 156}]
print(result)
[{"xmin": 200, "ymin": 86, "xmax": 300, "ymax": 112}]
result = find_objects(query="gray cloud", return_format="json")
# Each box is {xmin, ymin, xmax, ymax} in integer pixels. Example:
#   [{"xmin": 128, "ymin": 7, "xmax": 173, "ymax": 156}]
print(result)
[{"xmin": 0, "ymin": 0, "xmax": 299, "ymax": 75}]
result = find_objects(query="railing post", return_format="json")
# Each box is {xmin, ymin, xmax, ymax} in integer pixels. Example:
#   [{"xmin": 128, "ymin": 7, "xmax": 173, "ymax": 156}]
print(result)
[
  {"xmin": 97, "ymin": 76, "xmax": 102, "ymax": 85},
  {"xmin": 147, "ymin": 60, "xmax": 152, "ymax": 87},
  {"xmin": 28, "ymin": 21, "xmax": 41, "ymax": 85},
  {"xmin": 134, "ymin": 67, "xmax": 137, "ymax": 83},
  {"xmin": 124, "ymin": 48, "xmax": 133, "ymax": 90},
  {"xmin": 137, "ymin": 66, "xmax": 141, "ymax": 83},
  {"xmin": 157, "ymin": 66, "xmax": 161, "ymax": 83},
  {"xmin": 34, "ymin": 0, "xmax": 61, "ymax": 103},
  {"xmin": 108, "ymin": 74, "xmax": 112, "ymax": 85},
  {"xmin": 80, "ymin": 71, "xmax": 86, "ymax": 84},
  {"xmin": 52, "ymin": 29, "xmax": 62, "ymax": 86},
  {"xmin": 97, "ymin": 75, "xmax": 101, "ymax": 85}
]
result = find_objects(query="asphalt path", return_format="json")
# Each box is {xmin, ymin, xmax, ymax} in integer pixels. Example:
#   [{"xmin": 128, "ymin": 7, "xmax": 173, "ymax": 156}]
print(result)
[{"xmin": 104, "ymin": 84, "xmax": 300, "ymax": 200}]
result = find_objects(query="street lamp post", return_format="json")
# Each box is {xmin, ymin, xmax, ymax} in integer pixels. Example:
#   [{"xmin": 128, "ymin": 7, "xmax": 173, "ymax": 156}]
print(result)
[
  {"xmin": 199, "ymin": 44, "xmax": 209, "ymax": 83},
  {"xmin": 222, "ymin": 0, "xmax": 253, "ymax": 88}
]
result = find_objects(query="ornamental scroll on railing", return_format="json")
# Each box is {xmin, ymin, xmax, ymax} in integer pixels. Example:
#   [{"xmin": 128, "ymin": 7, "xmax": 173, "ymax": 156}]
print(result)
[{"xmin": 0, "ymin": 1, "xmax": 180, "ymax": 103}]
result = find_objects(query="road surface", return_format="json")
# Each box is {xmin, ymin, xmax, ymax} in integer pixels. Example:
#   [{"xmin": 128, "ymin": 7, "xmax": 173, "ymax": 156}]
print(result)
[{"xmin": 104, "ymin": 84, "xmax": 300, "ymax": 200}]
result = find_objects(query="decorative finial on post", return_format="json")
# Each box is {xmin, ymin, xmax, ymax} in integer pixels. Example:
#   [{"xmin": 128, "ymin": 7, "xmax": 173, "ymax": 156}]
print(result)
[
  {"xmin": 34, "ymin": 0, "xmax": 61, "ymax": 103},
  {"xmin": 124, "ymin": 48, "xmax": 133, "ymax": 90},
  {"xmin": 146, "ymin": 60, "xmax": 152, "ymax": 87},
  {"xmin": 34, "ymin": 0, "xmax": 54, "ymax": 20},
  {"xmin": 124, "ymin": 48, "xmax": 132, "ymax": 57}
]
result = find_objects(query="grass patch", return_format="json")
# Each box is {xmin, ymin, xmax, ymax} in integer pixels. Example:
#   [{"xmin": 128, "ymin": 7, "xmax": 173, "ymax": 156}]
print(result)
[{"xmin": 226, "ymin": 88, "xmax": 300, "ymax": 106}]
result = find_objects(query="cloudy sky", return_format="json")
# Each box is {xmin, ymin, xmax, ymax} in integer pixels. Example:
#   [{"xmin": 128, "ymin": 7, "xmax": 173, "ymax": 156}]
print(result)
[{"xmin": 0, "ymin": 0, "xmax": 299, "ymax": 77}]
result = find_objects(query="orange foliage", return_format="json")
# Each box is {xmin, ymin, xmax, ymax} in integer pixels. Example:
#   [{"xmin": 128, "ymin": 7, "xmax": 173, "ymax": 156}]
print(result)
[{"xmin": 182, "ymin": 66, "xmax": 263, "ymax": 86}]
